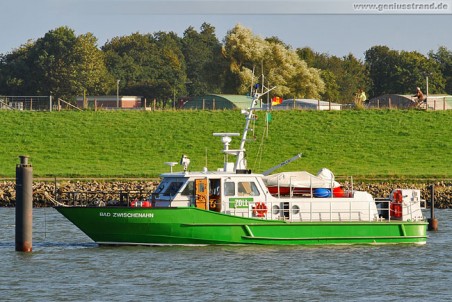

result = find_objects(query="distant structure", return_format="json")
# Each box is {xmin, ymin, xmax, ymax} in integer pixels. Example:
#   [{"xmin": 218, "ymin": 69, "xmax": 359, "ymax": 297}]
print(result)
[
  {"xmin": 181, "ymin": 95, "xmax": 343, "ymax": 111},
  {"xmin": 181, "ymin": 94, "xmax": 252, "ymax": 110},
  {"xmin": 76, "ymin": 95, "xmax": 143, "ymax": 109},
  {"xmin": 278, "ymin": 99, "xmax": 342, "ymax": 111}
]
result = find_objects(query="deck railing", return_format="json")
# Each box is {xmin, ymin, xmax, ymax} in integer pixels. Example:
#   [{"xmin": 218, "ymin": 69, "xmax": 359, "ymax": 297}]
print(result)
[
  {"xmin": 58, "ymin": 190, "xmax": 151, "ymax": 206},
  {"xmin": 226, "ymin": 199, "xmax": 424, "ymax": 223}
]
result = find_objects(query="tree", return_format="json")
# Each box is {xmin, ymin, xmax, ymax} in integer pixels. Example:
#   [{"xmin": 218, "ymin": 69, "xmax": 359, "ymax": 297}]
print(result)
[
  {"xmin": 366, "ymin": 45, "xmax": 445, "ymax": 96},
  {"xmin": 73, "ymin": 33, "xmax": 112, "ymax": 96},
  {"xmin": 297, "ymin": 48, "xmax": 367, "ymax": 102},
  {"xmin": 0, "ymin": 41, "xmax": 35, "ymax": 95},
  {"xmin": 340, "ymin": 54, "xmax": 369, "ymax": 101},
  {"xmin": 429, "ymin": 46, "xmax": 452, "ymax": 94},
  {"xmin": 318, "ymin": 70, "xmax": 340, "ymax": 102},
  {"xmin": 182, "ymin": 23, "xmax": 227, "ymax": 96},
  {"xmin": 153, "ymin": 31, "xmax": 187, "ymax": 101},
  {"xmin": 223, "ymin": 24, "xmax": 324, "ymax": 99},
  {"xmin": 103, "ymin": 32, "xmax": 160, "ymax": 98},
  {"xmin": 394, "ymin": 50, "xmax": 445, "ymax": 94},
  {"xmin": 103, "ymin": 31, "xmax": 187, "ymax": 102},
  {"xmin": 296, "ymin": 47, "xmax": 317, "ymax": 66},
  {"xmin": 222, "ymin": 24, "xmax": 267, "ymax": 94},
  {"xmin": 365, "ymin": 45, "xmax": 399, "ymax": 96},
  {"xmin": 0, "ymin": 27, "xmax": 111, "ymax": 99},
  {"xmin": 30, "ymin": 26, "xmax": 112, "ymax": 99}
]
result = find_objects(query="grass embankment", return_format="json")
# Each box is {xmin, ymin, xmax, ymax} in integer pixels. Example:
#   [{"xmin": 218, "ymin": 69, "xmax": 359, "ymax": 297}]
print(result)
[{"xmin": 0, "ymin": 109, "xmax": 451, "ymax": 180}]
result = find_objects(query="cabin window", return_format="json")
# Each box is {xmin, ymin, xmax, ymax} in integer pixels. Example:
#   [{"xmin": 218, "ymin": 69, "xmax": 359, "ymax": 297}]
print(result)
[
  {"xmin": 224, "ymin": 181, "xmax": 235, "ymax": 196},
  {"xmin": 238, "ymin": 181, "xmax": 260, "ymax": 196},
  {"xmin": 154, "ymin": 181, "xmax": 167, "ymax": 194},
  {"xmin": 180, "ymin": 181, "xmax": 194, "ymax": 196},
  {"xmin": 163, "ymin": 181, "xmax": 184, "ymax": 196}
]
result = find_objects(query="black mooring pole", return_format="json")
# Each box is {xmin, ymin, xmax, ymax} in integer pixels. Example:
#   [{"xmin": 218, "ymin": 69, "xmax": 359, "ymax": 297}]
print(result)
[
  {"xmin": 428, "ymin": 184, "xmax": 438, "ymax": 231},
  {"xmin": 15, "ymin": 155, "xmax": 33, "ymax": 252}
]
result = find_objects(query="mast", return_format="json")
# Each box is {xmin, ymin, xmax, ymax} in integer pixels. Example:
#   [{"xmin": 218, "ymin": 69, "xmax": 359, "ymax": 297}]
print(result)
[
  {"xmin": 235, "ymin": 87, "xmax": 259, "ymax": 171},
  {"xmin": 215, "ymin": 74, "xmax": 275, "ymax": 173},
  {"xmin": 235, "ymin": 80, "xmax": 276, "ymax": 172}
]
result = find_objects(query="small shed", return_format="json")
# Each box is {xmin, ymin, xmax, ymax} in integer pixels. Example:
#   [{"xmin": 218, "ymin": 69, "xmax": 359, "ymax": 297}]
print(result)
[
  {"xmin": 278, "ymin": 99, "xmax": 342, "ymax": 111},
  {"xmin": 76, "ymin": 95, "xmax": 143, "ymax": 109},
  {"xmin": 181, "ymin": 94, "xmax": 252, "ymax": 110}
]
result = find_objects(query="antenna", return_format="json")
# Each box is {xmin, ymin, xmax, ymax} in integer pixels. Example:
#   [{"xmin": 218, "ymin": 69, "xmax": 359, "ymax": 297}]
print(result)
[
  {"xmin": 164, "ymin": 162, "xmax": 178, "ymax": 173},
  {"xmin": 250, "ymin": 65, "xmax": 255, "ymax": 97},
  {"xmin": 261, "ymin": 60, "xmax": 265, "ymax": 97}
]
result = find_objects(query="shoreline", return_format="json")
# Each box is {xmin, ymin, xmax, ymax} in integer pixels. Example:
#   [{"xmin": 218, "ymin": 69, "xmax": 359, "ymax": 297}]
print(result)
[{"xmin": 1, "ymin": 179, "xmax": 450, "ymax": 208}]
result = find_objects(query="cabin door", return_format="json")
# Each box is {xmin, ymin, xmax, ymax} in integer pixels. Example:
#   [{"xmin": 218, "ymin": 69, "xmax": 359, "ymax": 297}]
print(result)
[{"xmin": 195, "ymin": 178, "xmax": 208, "ymax": 210}]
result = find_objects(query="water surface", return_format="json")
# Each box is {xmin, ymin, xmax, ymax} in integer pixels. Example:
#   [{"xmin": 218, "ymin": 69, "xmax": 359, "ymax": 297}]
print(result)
[{"xmin": 1, "ymin": 208, "xmax": 451, "ymax": 301}]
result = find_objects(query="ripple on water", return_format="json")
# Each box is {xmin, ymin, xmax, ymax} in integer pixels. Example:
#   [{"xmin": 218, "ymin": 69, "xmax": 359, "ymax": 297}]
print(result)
[{"xmin": 0, "ymin": 208, "xmax": 451, "ymax": 301}]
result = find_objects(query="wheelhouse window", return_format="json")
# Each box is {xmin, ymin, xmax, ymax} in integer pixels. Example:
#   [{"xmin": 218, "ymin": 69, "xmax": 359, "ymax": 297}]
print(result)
[
  {"xmin": 224, "ymin": 181, "xmax": 235, "ymax": 196},
  {"xmin": 180, "ymin": 181, "xmax": 194, "ymax": 196},
  {"xmin": 163, "ymin": 182, "xmax": 184, "ymax": 196},
  {"xmin": 237, "ymin": 181, "xmax": 260, "ymax": 196},
  {"xmin": 154, "ymin": 178, "xmax": 188, "ymax": 196}
]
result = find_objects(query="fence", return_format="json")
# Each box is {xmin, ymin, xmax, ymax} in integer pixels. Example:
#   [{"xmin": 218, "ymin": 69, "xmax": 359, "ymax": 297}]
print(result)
[
  {"xmin": 0, "ymin": 96, "xmax": 53, "ymax": 111},
  {"xmin": 2, "ymin": 95, "xmax": 450, "ymax": 112},
  {"xmin": 426, "ymin": 97, "xmax": 452, "ymax": 110},
  {"xmin": 368, "ymin": 95, "xmax": 452, "ymax": 110}
]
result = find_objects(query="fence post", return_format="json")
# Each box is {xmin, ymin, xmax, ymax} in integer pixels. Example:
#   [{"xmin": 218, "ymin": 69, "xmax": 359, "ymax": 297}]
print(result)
[
  {"xmin": 388, "ymin": 97, "xmax": 391, "ymax": 109},
  {"xmin": 49, "ymin": 95, "xmax": 53, "ymax": 112}
]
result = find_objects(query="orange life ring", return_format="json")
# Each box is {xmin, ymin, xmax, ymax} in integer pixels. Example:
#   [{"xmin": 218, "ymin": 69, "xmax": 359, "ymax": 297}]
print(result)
[{"xmin": 252, "ymin": 202, "xmax": 268, "ymax": 217}]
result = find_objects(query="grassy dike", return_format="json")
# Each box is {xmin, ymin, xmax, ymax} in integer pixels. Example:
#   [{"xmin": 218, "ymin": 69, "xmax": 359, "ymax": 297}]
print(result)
[{"xmin": 1, "ymin": 109, "xmax": 451, "ymax": 180}]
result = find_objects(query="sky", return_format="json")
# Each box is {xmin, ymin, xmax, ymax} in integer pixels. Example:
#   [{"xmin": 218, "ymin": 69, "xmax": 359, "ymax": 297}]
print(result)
[{"xmin": 1, "ymin": 0, "xmax": 452, "ymax": 59}]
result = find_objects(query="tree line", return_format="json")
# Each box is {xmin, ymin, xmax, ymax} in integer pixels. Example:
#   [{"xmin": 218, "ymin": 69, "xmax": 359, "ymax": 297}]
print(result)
[{"xmin": 1, "ymin": 23, "xmax": 451, "ymax": 103}]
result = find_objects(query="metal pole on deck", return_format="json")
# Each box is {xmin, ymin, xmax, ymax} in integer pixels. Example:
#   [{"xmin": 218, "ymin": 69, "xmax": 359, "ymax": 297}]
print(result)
[
  {"xmin": 15, "ymin": 155, "xmax": 33, "ymax": 252},
  {"xmin": 428, "ymin": 184, "xmax": 438, "ymax": 231}
]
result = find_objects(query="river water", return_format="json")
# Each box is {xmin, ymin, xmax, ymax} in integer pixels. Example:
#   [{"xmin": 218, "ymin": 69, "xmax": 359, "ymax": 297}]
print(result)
[{"xmin": 0, "ymin": 208, "xmax": 451, "ymax": 301}]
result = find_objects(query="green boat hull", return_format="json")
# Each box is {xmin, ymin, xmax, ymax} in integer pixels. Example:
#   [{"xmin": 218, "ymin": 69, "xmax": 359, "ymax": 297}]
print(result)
[{"xmin": 55, "ymin": 207, "xmax": 428, "ymax": 245}]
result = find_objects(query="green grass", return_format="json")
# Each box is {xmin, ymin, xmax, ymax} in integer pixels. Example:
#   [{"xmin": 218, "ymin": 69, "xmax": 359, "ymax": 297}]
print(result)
[{"xmin": 1, "ymin": 109, "xmax": 451, "ymax": 179}]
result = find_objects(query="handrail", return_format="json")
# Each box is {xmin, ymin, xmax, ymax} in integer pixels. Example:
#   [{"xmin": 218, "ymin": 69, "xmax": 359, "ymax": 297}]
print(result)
[
  {"xmin": 241, "ymin": 200, "xmax": 377, "ymax": 222},
  {"xmin": 56, "ymin": 189, "xmax": 152, "ymax": 206},
  {"xmin": 230, "ymin": 199, "xmax": 425, "ymax": 223}
]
